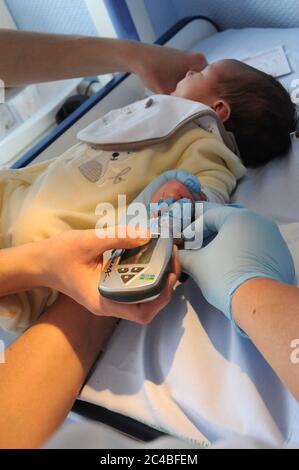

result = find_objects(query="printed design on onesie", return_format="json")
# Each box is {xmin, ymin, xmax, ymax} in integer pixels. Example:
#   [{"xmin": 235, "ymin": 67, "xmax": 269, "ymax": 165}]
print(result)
[{"xmin": 78, "ymin": 150, "xmax": 134, "ymax": 186}]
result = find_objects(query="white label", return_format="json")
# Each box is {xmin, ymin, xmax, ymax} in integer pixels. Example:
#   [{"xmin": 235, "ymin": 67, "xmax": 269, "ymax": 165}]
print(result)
[{"xmin": 243, "ymin": 46, "xmax": 292, "ymax": 78}]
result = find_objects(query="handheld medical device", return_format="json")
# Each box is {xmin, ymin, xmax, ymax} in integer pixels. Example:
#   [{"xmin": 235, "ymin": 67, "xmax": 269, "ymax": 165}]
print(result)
[
  {"xmin": 99, "ymin": 192, "xmax": 197, "ymax": 303},
  {"xmin": 99, "ymin": 229, "xmax": 173, "ymax": 303}
]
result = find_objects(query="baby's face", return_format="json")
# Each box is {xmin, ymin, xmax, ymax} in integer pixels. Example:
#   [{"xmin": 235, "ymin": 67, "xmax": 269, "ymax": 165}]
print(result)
[
  {"xmin": 172, "ymin": 59, "xmax": 239, "ymax": 122},
  {"xmin": 171, "ymin": 60, "xmax": 230, "ymax": 105}
]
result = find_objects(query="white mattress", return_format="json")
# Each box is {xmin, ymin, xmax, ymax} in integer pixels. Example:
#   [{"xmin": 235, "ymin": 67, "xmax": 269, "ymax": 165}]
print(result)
[
  {"xmin": 193, "ymin": 27, "xmax": 299, "ymax": 96},
  {"xmin": 80, "ymin": 27, "xmax": 299, "ymax": 447}
]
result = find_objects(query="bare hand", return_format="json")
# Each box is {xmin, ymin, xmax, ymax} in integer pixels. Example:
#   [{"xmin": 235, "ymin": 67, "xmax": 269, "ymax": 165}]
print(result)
[
  {"xmin": 40, "ymin": 228, "xmax": 180, "ymax": 324},
  {"xmin": 132, "ymin": 43, "xmax": 208, "ymax": 94}
]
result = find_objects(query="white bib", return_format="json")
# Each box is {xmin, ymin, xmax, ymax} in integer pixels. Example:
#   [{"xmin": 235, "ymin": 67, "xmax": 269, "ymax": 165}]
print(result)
[{"xmin": 77, "ymin": 95, "xmax": 239, "ymax": 155}]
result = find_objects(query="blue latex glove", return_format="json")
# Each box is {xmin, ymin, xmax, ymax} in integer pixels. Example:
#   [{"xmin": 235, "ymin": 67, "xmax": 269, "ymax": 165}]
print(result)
[{"xmin": 179, "ymin": 203, "xmax": 295, "ymax": 332}]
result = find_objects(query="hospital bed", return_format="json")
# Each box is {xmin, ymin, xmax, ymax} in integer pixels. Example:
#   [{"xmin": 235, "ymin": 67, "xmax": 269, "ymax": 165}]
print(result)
[{"xmin": 5, "ymin": 16, "xmax": 299, "ymax": 446}]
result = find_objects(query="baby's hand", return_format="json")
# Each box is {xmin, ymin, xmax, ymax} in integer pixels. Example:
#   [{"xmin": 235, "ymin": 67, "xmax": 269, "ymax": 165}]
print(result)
[
  {"xmin": 150, "ymin": 178, "xmax": 207, "ymax": 224},
  {"xmin": 133, "ymin": 169, "xmax": 207, "ymax": 218},
  {"xmin": 151, "ymin": 179, "xmax": 196, "ymax": 205},
  {"xmin": 151, "ymin": 178, "xmax": 207, "ymax": 208}
]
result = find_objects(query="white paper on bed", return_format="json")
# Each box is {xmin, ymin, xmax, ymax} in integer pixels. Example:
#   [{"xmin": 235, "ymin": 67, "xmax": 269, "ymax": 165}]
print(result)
[
  {"xmin": 80, "ymin": 28, "xmax": 299, "ymax": 447},
  {"xmin": 243, "ymin": 46, "xmax": 292, "ymax": 78},
  {"xmin": 192, "ymin": 27, "xmax": 299, "ymax": 98}
]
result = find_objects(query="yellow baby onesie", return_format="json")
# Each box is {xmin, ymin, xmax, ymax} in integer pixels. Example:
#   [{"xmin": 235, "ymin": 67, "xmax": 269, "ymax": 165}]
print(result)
[{"xmin": 0, "ymin": 97, "xmax": 246, "ymax": 331}]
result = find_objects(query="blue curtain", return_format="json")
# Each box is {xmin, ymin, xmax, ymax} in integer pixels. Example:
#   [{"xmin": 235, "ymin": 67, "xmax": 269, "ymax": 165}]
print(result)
[
  {"xmin": 4, "ymin": 0, "xmax": 139, "ymax": 38},
  {"xmin": 4, "ymin": 0, "xmax": 98, "ymax": 35},
  {"xmin": 104, "ymin": 0, "xmax": 139, "ymax": 40}
]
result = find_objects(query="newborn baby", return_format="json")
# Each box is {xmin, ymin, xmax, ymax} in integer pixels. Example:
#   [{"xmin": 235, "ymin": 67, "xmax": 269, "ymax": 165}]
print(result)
[
  {"xmin": 0, "ymin": 59, "xmax": 296, "ymax": 331},
  {"xmin": 151, "ymin": 58, "xmax": 296, "ymax": 216},
  {"xmin": 172, "ymin": 59, "xmax": 296, "ymax": 167}
]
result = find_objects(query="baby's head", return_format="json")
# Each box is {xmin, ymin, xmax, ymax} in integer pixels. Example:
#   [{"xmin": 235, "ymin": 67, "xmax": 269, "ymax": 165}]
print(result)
[{"xmin": 172, "ymin": 59, "xmax": 296, "ymax": 167}]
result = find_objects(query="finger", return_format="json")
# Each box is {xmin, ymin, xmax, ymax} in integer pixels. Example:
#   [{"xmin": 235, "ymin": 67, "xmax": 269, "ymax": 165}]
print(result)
[
  {"xmin": 201, "ymin": 205, "xmax": 247, "ymax": 237},
  {"xmin": 183, "ymin": 203, "xmax": 244, "ymax": 242},
  {"xmin": 90, "ymin": 226, "xmax": 150, "ymax": 255},
  {"xmin": 180, "ymin": 205, "xmax": 246, "ymax": 272},
  {"xmin": 100, "ymin": 271, "xmax": 176, "ymax": 324},
  {"xmin": 178, "ymin": 248, "xmax": 201, "ymax": 276},
  {"xmin": 100, "ymin": 297, "xmax": 152, "ymax": 323},
  {"xmin": 136, "ymin": 272, "xmax": 177, "ymax": 324},
  {"xmin": 198, "ymin": 202, "xmax": 244, "ymax": 213},
  {"xmin": 99, "ymin": 296, "xmax": 139, "ymax": 321}
]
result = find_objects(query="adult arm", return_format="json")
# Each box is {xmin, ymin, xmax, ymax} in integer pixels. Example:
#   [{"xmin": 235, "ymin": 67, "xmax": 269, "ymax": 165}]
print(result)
[
  {"xmin": 0, "ymin": 30, "xmax": 207, "ymax": 93},
  {"xmin": 0, "ymin": 229, "xmax": 178, "ymax": 448},
  {"xmin": 232, "ymin": 278, "xmax": 299, "ymax": 402},
  {"xmin": 0, "ymin": 295, "xmax": 117, "ymax": 448},
  {"xmin": 0, "ymin": 249, "xmax": 178, "ymax": 451},
  {"xmin": 179, "ymin": 204, "xmax": 298, "ymax": 401},
  {"xmin": 0, "ymin": 241, "xmax": 45, "ymax": 297},
  {"xmin": 0, "ymin": 240, "xmax": 178, "ymax": 450},
  {"xmin": 0, "ymin": 229, "xmax": 179, "ymax": 323}
]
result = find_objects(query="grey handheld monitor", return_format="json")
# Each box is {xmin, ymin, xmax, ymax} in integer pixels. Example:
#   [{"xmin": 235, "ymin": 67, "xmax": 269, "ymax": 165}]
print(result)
[{"xmin": 99, "ymin": 232, "xmax": 173, "ymax": 303}]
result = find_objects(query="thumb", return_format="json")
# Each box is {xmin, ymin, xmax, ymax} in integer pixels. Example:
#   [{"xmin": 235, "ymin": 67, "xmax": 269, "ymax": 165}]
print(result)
[
  {"xmin": 88, "ymin": 226, "xmax": 150, "ymax": 256},
  {"xmin": 179, "ymin": 248, "xmax": 202, "ymax": 276},
  {"xmin": 183, "ymin": 203, "xmax": 244, "ymax": 242},
  {"xmin": 200, "ymin": 205, "xmax": 246, "ymax": 239}
]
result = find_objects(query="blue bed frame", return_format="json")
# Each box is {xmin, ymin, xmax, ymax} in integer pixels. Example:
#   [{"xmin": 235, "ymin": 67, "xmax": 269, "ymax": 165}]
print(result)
[{"xmin": 12, "ymin": 15, "xmax": 219, "ymax": 442}]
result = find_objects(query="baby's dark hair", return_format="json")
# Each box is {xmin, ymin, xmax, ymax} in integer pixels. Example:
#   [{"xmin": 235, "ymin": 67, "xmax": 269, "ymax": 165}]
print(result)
[{"xmin": 216, "ymin": 60, "xmax": 296, "ymax": 168}]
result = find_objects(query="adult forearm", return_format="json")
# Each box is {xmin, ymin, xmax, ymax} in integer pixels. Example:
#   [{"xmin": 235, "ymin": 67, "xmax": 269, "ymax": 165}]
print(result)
[
  {"xmin": 0, "ymin": 295, "xmax": 117, "ymax": 448},
  {"xmin": 232, "ymin": 278, "xmax": 299, "ymax": 402},
  {"xmin": 0, "ymin": 242, "xmax": 44, "ymax": 297},
  {"xmin": 0, "ymin": 30, "xmax": 141, "ymax": 86}
]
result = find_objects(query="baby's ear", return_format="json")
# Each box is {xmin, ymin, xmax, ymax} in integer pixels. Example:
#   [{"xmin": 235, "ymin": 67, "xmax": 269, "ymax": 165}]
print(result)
[{"xmin": 213, "ymin": 100, "xmax": 231, "ymax": 122}]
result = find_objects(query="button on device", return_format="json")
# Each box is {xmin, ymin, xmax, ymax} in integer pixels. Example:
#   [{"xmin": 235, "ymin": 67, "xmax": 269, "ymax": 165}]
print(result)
[
  {"xmin": 121, "ymin": 274, "xmax": 135, "ymax": 284},
  {"xmin": 131, "ymin": 267, "xmax": 144, "ymax": 273},
  {"xmin": 118, "ymin": 268, "xmax": 129, "ymax": 274}
]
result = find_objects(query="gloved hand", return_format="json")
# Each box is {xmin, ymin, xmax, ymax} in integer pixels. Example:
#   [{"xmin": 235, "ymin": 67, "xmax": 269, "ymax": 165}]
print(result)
[{"xmin": 179, "ymin": 203, "xmax": 295, "ymax": 330}]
